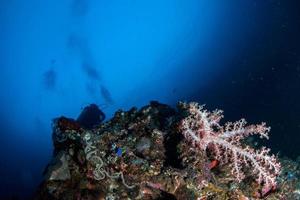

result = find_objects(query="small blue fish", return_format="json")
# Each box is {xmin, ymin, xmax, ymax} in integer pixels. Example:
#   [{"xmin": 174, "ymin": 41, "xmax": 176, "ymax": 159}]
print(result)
[{"xmin": 116, "ymin": 148, "xmax": 123, "ymax": 157}]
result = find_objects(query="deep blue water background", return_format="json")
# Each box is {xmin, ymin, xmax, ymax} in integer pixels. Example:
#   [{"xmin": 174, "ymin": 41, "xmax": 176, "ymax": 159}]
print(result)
[{"xmin": 0, "ymin": 0, "xmax": 300, "ymax": 199}]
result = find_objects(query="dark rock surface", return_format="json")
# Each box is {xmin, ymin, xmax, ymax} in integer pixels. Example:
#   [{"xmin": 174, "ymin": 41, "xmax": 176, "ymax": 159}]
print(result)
[{"xmin": 77, "ymin": 104, "xmax": 105, "ymax": 129}]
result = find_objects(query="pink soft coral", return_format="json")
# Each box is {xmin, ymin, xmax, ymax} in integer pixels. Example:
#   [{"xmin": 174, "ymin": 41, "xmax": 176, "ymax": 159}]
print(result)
[{"xmin": 180, "ymin": 102, "xmax": 281, "ymax": 188}]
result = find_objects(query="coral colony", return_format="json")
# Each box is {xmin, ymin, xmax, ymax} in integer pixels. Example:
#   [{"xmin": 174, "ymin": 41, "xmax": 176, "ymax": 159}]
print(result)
[
  {"xmin": 180, "ymin": 102, "xmax": 281, "ymax": 188},
  {"xmin": 35, "ymin": 101, "xmax": 295, "ymax": 199}
]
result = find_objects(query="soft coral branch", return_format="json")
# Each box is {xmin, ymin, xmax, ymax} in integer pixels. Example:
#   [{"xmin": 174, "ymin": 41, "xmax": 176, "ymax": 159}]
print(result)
[{"xmin": 180, "ymin": 102, "xmax": 281, "ymax": 187}]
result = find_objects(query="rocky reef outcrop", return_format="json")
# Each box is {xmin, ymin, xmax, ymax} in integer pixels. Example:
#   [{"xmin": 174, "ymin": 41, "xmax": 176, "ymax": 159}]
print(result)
[{"xmin": 34, "ymin": 101, "xmax": 300, "ymax": 200}]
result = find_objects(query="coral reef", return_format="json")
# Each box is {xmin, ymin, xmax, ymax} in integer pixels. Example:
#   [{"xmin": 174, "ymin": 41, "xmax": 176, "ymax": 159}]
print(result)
[{"xmin": 34, "ymin": 101, "xmax": 299, "ymax": 199}]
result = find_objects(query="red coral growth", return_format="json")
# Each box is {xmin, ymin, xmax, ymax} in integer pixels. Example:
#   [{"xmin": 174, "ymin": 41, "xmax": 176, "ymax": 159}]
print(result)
[{"xmin": 57, "ymin": 117, "xmax": 82, "ymax": 132}]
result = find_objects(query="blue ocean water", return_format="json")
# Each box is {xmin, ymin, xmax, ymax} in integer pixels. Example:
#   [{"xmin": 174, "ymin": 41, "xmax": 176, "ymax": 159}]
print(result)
[{"xmin": 0, "ymin": 0, "xmax": 300, "ymax": 199}]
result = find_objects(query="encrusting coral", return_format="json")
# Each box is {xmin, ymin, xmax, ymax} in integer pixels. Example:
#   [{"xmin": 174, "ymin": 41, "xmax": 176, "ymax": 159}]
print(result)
[{"xmin": 34, "ymin": 101, "xmax": 297, "ymax": 200}]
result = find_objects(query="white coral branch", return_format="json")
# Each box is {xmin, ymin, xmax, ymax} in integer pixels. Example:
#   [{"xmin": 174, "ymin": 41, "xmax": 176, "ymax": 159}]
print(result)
[{"xmin": 180, "ymin": 102, "xmax": 281, "ymax": 187}]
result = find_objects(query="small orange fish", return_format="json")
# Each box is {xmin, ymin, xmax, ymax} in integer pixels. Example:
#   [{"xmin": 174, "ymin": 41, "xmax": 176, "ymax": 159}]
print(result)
[{"xmin": 208, "ymin": 160, "xmax": 219, "ymax": 169}]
